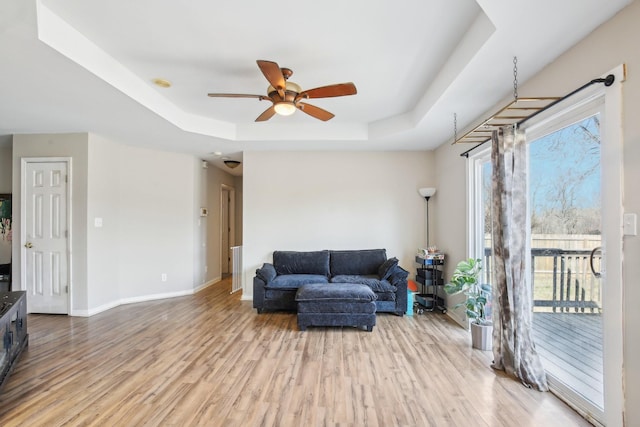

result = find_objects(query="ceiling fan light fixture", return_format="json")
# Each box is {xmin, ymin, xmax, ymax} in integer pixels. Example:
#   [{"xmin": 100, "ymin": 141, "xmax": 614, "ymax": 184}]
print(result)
[
  {"xmin": 207, "ymin": 60, "xmax": 356, "ymax": 122},
  {"xmin": 274, "ymin": 102, "xmax": 296, "ymax": 116},
  {"xmin": 224, "ymin": 160, "xmax": 241, "ymax": 169}
]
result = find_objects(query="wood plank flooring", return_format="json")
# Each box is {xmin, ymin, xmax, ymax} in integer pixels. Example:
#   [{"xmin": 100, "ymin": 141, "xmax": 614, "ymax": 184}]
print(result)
[{"xmin": 0, "ymin": 279, "xmax": 590, "ymax": 426}]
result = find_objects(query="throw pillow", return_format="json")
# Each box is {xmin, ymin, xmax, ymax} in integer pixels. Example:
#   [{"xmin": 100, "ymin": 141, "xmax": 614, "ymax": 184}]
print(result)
[
  {"xmin": 378, "ymin": 257, "xmax": 398, "ymax": 280},
  {"xmin": 256, "ymin": 263, "xmax": 277, "ymax": 283}
]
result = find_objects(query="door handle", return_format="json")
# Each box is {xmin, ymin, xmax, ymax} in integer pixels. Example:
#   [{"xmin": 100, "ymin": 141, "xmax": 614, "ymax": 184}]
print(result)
[
  {"xmin": 590, "ymin": 246, "xmax": 602, "ymax": 278},
  {"xmin": 24, "ymin": 242, "xmax": 33, "ymax": 249}
]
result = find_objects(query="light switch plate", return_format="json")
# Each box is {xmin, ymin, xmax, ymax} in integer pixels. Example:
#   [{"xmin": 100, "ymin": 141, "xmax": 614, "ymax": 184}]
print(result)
[
  {"xmin": 623, "ymin": 213, "xmax": 637, "ymax": 236},
  {"xmin": 94, "ymin": 217, "xmax": 103, "ymax": 228}
]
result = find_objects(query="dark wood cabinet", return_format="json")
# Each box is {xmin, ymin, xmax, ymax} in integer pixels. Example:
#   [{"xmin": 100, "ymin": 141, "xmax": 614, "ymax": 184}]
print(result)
[{"xmin": 0, "ymin": 291, "xmax": 28, "ymax": 391}]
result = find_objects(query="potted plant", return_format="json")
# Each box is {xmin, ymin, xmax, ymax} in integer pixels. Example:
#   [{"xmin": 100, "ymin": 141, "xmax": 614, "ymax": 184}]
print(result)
[{"xmin": 444, "ymin": 258, "xmax": 492, "ymax": 350}]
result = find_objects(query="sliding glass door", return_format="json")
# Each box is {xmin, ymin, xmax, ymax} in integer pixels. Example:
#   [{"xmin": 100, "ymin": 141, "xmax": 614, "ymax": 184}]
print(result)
[
  {"xmin": 527, "ymin": 107, "xmax": 604, "ymax": 421},
  {"xmin": 468, "ymin": 67, "xmax": 625, "ymax": 425}
]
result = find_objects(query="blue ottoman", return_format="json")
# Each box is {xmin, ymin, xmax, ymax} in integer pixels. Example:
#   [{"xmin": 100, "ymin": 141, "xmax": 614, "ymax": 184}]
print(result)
[{"xmin": 295, "ymin": 283, "xmax": 377, "ymax": 332}]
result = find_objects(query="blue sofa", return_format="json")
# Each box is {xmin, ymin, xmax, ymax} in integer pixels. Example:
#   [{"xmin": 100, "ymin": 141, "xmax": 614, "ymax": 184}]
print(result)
[{"xmin": 253, "ymin": 249, "xmax": 408, "ymax": 315}]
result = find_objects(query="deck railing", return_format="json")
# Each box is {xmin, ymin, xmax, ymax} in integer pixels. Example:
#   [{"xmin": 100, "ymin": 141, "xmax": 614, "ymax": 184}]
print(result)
[{"xmin": 483, "ymin": 248, "xmax": 602, "ymax": 313}]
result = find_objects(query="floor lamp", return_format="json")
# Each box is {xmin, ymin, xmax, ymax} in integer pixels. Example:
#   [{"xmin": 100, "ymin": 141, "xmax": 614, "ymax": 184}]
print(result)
[{"xmin": 418, "ymin": 187, "xmax": 436, "ymax": 248}]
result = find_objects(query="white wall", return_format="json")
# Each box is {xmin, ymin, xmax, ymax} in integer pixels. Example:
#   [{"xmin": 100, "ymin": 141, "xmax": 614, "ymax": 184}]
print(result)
[
  {"xmin": 86, "ymin": 134, "xmax": 121, "ymax": 309},
  {"xmin": 12, "ymin": 132, "xmax": 204, "ymax": 315},
  {"xmin": 435, "ymin": 1, "xmax": 640, "ymax": 423},
  {"xmin": 242, "ymin": 151, "xmax": 435, "ymax": 298},
  {"xmin": 193, "ymin": 159, "xmax": 207, "ymax": 290},
  {"xmin": 115, "ymin": 143, "xmax": 200, "ymax": 303}
]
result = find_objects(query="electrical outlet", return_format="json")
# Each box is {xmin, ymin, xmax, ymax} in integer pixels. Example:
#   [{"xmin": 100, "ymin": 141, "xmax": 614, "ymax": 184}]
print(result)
[{"xmin": 161, "ymin": 273, "xmax": 167, "ymax": 282}]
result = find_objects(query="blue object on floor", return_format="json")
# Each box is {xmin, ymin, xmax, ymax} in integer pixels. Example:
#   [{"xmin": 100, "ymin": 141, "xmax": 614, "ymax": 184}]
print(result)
[{"xmin": 406, "ymin": 290, "xmax": 414, "ymax": 316}]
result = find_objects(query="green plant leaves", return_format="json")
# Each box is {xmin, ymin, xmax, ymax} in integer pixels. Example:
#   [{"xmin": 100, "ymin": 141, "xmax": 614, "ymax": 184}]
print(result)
[{"xmin": 444, "ymin": 258, "xmax": 488, "ymax": 324}]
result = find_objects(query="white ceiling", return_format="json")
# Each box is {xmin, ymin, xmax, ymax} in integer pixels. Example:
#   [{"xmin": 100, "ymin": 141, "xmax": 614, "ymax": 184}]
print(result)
[{"xmin": 0, "ymin": 0, "xmax": 631, "ymax": 174}]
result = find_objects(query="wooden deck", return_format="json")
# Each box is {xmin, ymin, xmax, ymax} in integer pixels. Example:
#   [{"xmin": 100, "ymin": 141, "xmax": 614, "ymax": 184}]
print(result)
[{"xmin": 532, "ymin": 312, "xmax": 603, "ymax": 409}]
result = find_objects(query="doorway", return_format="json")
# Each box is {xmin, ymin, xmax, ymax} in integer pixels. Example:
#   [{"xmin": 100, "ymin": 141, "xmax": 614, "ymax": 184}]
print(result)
[
  {"xmin": 220, "ymin": 185, "xmax": 235, "ymax": 277},
  {"xmin": 20, "ymin": 158, "xmax": 71, "ymax": 314}
]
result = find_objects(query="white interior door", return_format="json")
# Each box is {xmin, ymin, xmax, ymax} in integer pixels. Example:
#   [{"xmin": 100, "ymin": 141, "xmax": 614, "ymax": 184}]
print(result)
[{"xmin": 23, "ymin": 160, "xmax": 69, "ymax": 314}]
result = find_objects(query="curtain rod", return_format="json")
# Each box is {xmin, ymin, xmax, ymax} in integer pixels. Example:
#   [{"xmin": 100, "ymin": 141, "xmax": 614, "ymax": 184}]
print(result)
[{"xmin": 459, "ymin": 74, "xmax": 615, "ymax": 158}]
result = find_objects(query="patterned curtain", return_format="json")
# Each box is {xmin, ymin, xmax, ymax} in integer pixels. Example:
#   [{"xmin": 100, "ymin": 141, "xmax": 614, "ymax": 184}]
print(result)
[{"xmin": 490, "ymin": 125, "xmax": 548, "ymax": 391}]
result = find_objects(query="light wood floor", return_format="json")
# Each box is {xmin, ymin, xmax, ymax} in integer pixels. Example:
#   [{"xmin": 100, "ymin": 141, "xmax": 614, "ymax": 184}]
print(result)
[{"xmin": 0, "ymin": 279, "xmax": 590, "ymax": 427}]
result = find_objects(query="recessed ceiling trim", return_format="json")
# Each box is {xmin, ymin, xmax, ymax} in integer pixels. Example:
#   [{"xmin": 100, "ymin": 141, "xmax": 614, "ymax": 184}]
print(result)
[
  {"xmin": 412, "ymin": 11, "xmax": 495, "ymax": 125},
  {"xmin": 368, "ymin": 10, "xmax": 495, "ymax": 141},
  {"xmin": 236, "ymin": 122, "xmax": 368, "ymax": 141},
  {"xmin": 35, "ymin": 0, "xmax": 236, "ymax": 140},
  {"xmin": 33, "ymin": 0, "xmax": 485, "ymax": 143}
]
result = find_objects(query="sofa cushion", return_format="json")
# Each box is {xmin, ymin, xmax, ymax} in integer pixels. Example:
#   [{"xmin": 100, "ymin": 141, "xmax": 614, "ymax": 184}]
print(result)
[
  {"xmin": 273, "ymin": 250, "xmax": 330, "ymax": 276},
  {"xmin": 329, "ymin": 249, "xmax": 387, "ymax": 276},
  {"xmin": 267, "ymin": 274, "xmax": 329, "ymax": 290},
  {"xmin": 330, "ymin": 275, "xmax": 397, "ymax": 293},
  {"xmin": 376, "ymin": 292, "xmax": 397, "ymax": 302},
  {"xmin": 295, "ymin": 283, "xmax": 377, "ymax": 302},
  {"xmin": 378, "ymin": 257, "xmax": 398, "ymax": 280}
]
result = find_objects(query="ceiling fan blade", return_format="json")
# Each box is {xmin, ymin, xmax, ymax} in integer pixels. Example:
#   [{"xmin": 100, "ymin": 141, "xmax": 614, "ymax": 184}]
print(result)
[
  {"xmin": 298, "ymin": 82, "xmax": 357, "ymax": 100},
  {"xmin": 297, "ymin": 102, "xmax": 335, "ymax": 121},
  {"xmin": 255, "ymin": 105, "xmax": 277, "ymax": 122},
  {"xmin": 207, "ymin": 93, "xmax": 269, "ymax": 101},
  {"xmin": 256, "ymin": 60, "xmax": 285, "ymax": 98}
]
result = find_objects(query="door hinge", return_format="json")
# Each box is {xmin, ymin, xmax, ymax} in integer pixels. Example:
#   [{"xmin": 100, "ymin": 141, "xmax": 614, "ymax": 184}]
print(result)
[
  {"xmin": 65, "ymin": 230, "xmax": 68, "ymax": 238},
  {"xmin": 65, "ymin": 175, "xmax": 68, "ymax": 183},
  {"xmin": 65, "ymin": 285, "xmax": 69, "ymax": 293}
]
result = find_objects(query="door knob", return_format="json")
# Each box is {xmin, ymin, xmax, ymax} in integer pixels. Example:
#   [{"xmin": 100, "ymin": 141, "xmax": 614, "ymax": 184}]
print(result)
[{"xmin": 24, "ymin": 242, "xmax": 33, "ymax": 249}]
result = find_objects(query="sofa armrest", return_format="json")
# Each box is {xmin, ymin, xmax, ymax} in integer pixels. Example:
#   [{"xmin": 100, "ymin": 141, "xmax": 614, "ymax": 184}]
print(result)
[
  {"xmin": 253, "ymin": 276, "xmax": 266, "ymax": 311},
  {"xmin": 389, "ymin": 265, "xmax": 409, "ymax": 314},
  {"xmin": 255, "ymin": 263, "xmax": 277, "ymax": 284},
  {"xmin": 254, "ymin": 263, "xmax": 276, "ymax": 313}
]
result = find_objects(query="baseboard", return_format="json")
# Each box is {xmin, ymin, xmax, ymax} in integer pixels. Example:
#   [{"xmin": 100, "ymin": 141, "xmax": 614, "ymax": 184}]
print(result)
[
  {"xmin": 80, "ymin": 287, "xmax": 208, "ymax": 317},
  {"xmin": 72, "ymin": 301, "xmax": 120, "ymax": 317},
  {"xmin": 446, "ymin": 309, "xmax": 468, "ymax": 329},
  {"xmin": 194, "ymin": 277, "xmax": 220, "ymax": 293},
  {"xmin": 119, "ymin": 289, "xmax": 193, "ymax": 306},
  {"xmin": 75, "ymin": 278, "xmax": 228, "ymax": 317}
]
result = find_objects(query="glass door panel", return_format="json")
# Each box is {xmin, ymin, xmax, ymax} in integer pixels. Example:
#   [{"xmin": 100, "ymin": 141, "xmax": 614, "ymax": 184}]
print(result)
[{"xmin": 528, "ymin": 114, "xmax": 604, "ymax": 418}]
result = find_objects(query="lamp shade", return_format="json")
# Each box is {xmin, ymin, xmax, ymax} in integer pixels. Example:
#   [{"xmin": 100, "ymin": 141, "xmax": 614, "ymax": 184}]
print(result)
[{"xmin": 418, "ymin": 187, "xmax": 436, "ymax": 198}]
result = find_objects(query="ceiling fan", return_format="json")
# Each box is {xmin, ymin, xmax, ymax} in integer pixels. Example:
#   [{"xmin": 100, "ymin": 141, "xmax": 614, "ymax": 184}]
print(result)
[{"xmin": 207, "ymin": 60, "xmax": 357, "ymax": 122}]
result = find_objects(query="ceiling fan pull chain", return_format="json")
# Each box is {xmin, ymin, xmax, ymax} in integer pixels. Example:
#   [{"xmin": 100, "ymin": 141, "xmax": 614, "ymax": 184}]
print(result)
[{"xmin": 513, "ymin": 56, "xmax": 519, "ymax": 102}]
